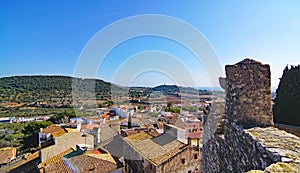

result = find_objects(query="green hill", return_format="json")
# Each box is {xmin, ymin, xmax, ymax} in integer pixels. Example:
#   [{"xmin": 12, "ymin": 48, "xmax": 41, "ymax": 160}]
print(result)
[
  {"xmin": 0, "ymin": 75, "xmax": 121, "ymax": 117},
  {"xmin": 0, "ymin": 75, "xmax": 213, "ymax": 117},
  {"xmin": 0, "ymin": 75, "xmax": 114, "ymax": 103}
]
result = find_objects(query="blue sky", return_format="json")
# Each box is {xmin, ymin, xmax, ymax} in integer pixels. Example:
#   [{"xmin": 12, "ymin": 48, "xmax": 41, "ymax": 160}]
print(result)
[{"xmin": 1, "ymin": 1, "xmax": 299, "ymax": 88}]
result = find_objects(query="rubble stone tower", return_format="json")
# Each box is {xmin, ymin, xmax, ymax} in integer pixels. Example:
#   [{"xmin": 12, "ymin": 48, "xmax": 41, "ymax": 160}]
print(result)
[{"xmin": 225, "ymin": 59, "xmax": 273, "ymax": 127}]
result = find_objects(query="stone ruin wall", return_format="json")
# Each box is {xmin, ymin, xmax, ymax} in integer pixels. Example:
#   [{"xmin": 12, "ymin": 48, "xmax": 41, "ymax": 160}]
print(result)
[
  {"xmin": 225, "ymin": 59, "xmax": 273, "ymax": 127},
  {"xmin": 203, "ymin": 59, "xmax": 300, "ymax": 173}
]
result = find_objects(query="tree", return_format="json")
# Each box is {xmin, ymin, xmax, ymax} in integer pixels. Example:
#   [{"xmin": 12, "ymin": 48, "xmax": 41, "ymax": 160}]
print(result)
[
  {"xmin": 273, "ymin": 65, "xmax": 300, "ymax": 126},
  {"xmin": 21, "ymin": 121, "xmax": 52, "ymax": 152},
  {"xmin": 97, "ymin": 103, "xmax": 103, "ymax": 108},
  {"xmin": 128, "ymin": 114, "xmax": 132, "ymax": 129},
  {"xmin": 49, "ymin": 110, "xmax": 76, "ymax": 124},
  {"xmin": 169, "ymin": 107, "xmax": 180, "ymax": 113},
  {"xmin": 167, "ymin": 102, "xmax": 173, "ymax": 109}
]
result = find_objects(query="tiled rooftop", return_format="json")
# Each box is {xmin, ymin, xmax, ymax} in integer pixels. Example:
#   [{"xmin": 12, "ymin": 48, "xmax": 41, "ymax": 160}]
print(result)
[
  {"xmin": 68, "ymin": 154, "xmax": 116, "ymax": 173},
  {"xmin": 9, "ymin": 151, "xmax": 39, "ymax": 172},
  {"xmin": 40, "ymin": 125, "xmax": 67, "ymax": 137},
  {"xmin": 188, "ymin": 132, "xmax": 202, "ymax": 139},
  {"xmin": 64, "ymin": 128, "xmax": 79, "ymax": 133},
  {"xmin": 173, "ymin": 118, "xmax": 202, "ymax": 130},
  {"xmin": 39, "ymin": 148, "xmax": 74, "ymax": 169},
  {"xmin": 42, "ymin": 160, "xmax": 72, "ymax": 173},
  {"xmin": 41, "ymin": 132, "xmax": 94, "ymax": 162},
  {"xmin": 125, "ymin": 131, "xmax": 152, "ymax": 140},
  {"xmin": 85, "ymin": 153, "xmax": 116, "ymax": 164},
  {"xmin": 137, "ymin": 115, "xmax": 158, "ymax": 128},
  {"xmin": 43, "ymin": 154, "xmax": 117, "ymax": 173},
  {"xmin": 124, "ymin": 131, "xmax": 186, "ymax": 166},
  {"xmin": 40, "ymin": 146, "xmax": 117, "ymax": 173},
  {"xmin": 81, "ymin": 124, "xmax": 100, "ymax": 131},
  {"xmin": 0, "ymin": 147, "xmax": 16, "ymax": 164}
]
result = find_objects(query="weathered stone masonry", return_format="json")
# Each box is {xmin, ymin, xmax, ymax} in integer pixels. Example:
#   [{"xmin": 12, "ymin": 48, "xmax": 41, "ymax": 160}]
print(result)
[
  {"xmin": 225, "ymin": 59, "xmax": 273, "ymax": 127},
  {"xmin": 203, "ymin": 59, "xmax": 300, "ymax": 173}
]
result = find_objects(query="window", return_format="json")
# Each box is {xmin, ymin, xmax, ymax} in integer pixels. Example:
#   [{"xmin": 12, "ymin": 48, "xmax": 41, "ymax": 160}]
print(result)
[
  {"xmin": 194, "ymin": 153, "xmax": 198, "ymax": 159},
  {"xmin": 181, "ymin": 158, "xmax": 185, "ymax": 164}
]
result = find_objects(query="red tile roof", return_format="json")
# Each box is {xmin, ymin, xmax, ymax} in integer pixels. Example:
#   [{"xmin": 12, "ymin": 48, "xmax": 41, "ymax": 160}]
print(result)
[
  {"xmin": 124, "ymin": 131, "xmax": 186, "ymax": 166},
  {"xmin": 188, "ymin": 132, "xmax": 202, "ymax": 139},
  {"xmin": 38, "ymin": 148, "xmax": 74, "ymax": 170},
  {"xmin": 40, "ymin": 125, "xmax": 67, "ymax": 137},
  {"xmin": 42, "ymin": 160, "xmax": 72, "ymax": 173},
  {"xmin": 81, "ymin": 124, "xmax": 100, "ymax": 131},
  {"xmin": 43, "ymin": 154, "xmax": 117, "ymax": 173},
  {"xmin": 0, "ymin": 147, "xmax": 16, "ymax": 165}
]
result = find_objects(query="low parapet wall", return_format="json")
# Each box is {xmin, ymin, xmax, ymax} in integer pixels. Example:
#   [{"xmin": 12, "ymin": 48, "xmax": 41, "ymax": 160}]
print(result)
[
  {"xmin": 275, "ymin": 123, "xmax": 300, "ymax": 137},
  {"xmin": 203, "ymin": 124, "xmax": 300, "ymax": 172}
]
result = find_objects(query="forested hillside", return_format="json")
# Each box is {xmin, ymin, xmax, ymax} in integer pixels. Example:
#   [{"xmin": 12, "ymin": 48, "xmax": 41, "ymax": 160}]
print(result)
[
  {"xmin": 0, "ymin": 75, "xmax": 213, "ymax": 117},
  {"xmin": 0, "ymin": 76, "xmax": 119, "ymax": 117},
  {"xmin": 0, "ymin": 75, "xmax": 114, "ymax": 103}
]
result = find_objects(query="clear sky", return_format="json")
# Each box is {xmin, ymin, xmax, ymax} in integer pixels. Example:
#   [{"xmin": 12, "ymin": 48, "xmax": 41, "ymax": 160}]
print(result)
[{"xmin": 1, "ymin": 1, "xmax": 299, "ymax": 88}]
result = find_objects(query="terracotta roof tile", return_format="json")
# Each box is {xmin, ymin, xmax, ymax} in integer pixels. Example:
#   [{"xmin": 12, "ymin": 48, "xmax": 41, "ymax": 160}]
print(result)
[
  {"xmin": 40, "ymin": 125, "xmax": 67, "ymax": 138},
  {"xmin": 124, "ymin": 131, "xmax": 186, "ymax": 166},
  {"xmin": 147, "ymin": 129, "xmax": 160, "ymax": 137},
  {"xmin": 43, "ymin": 154, "xmax": 117, "ymax": 173},
  {"xmin": 0, "ymin": 147, "xmax": 17, "ymax": 164},
  {"xmin": 65, "ymin": 128, "xmax": 79, "ymax": 133},
  {"xmin": 8, "ymin": 151, "xmax": 39, "ymax": 172},
  {"xmin": 68, "ymin": 154, "xmax": 116, "ymax": 173},
  {"xmin": 125, "ymin": 131, "xmax": 152, "ymax": 140},
  {"xmin": 39, "ymin": 148, "xmax": 74, "ymax": 169},
  {"xmin": 188, "ymin": 132, "xmax": 202, "ymax": 139},
  {"xmin": 41, "ymin": 132, "xmax": 94, "ymax": 162},
  {"xmin": 42, "ymin": 160, "xmax": 72, "ymax": 173},
  {"xmin": 81, "ymin": 124, "xmax": 100, "ymax": 131}
]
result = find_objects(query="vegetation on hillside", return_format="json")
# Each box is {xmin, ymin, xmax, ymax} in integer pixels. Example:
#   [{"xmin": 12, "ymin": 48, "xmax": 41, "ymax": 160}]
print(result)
[
  {"xmin": 20, "ymin": 121, "xmax": 52, "ymax": 153},
  {"xmin": 48, "ymin": 110, "xmax": 77, "ymax": 124},
  {"xmin": 0, "ymin": 123, "xmax": 25, "ymax": 148},
  {"xmin": 0, "ymin": 75, "xmax": 114, "ymax": 103},
  {"xmin": 0, "ymin": 76, "xmax": 119, "ymax": 117},
  {"xmin": 273, "ymin": 65, "xmax": 300, "ymax": 126},
  {"xmin": 0, "ymin": 76, "xmax": 213, "ymax": 118}
]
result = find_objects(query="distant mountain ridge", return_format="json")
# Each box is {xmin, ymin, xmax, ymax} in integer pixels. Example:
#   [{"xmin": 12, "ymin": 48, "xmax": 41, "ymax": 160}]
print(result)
[
  {"xmin": 0, "ymin": 75, "xmax": 214, "ymax": 117},
  {"xmin": 0, "ymin": 75, "xmax": 211, "ymax": 102}
]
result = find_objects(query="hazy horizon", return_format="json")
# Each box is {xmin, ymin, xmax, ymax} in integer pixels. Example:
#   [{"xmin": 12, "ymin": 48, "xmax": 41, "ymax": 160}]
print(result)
[{"xmin": 0, "ymin": 74, "xmax": 279, "ymax": 92}]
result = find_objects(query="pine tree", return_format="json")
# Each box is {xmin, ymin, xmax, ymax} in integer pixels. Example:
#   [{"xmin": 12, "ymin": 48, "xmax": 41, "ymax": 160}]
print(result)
[
  {"xmin": 128, "ymin": 113, "xmax": 132, "ymax": 129},
  {"xmin": 273, "ymin": 65, "xmax": 300, "ymax": 126}
]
